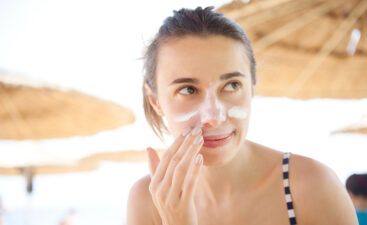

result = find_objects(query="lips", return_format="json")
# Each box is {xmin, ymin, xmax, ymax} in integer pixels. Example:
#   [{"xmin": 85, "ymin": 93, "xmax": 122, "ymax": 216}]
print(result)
[
  {"xmin": 203, "ymin": 132, "xmax": 233, "ymax": 148},
  {"xmin": 203, "ymin": 133, "xmax": 231, "ymax": 140}
]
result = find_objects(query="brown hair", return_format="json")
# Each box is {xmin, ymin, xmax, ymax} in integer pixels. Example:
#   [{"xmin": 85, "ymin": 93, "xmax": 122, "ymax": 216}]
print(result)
[
  {"xmin": 346, "ymin": 173, "xmax": 367, "ymax": 198},
  {"xmin": 143, "ymin": 6, "xmax": 256, "ymax": 138}
]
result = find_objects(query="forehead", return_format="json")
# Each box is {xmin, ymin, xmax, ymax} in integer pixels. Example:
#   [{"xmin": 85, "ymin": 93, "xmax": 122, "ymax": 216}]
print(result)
[{"xmin": 155, "ymin": 35, "xmax": 251, "ymax": 84}]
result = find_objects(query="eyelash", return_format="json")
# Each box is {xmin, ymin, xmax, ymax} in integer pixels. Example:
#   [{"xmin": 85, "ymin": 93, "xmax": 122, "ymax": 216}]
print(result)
[
  {"xmin": 223, "ymin": 81, "xmax": 242, "ymax": 92},
  {"xmin": 177, "ymin": 86, "xmax": 197, "ymax": 95},
  {"xmin": 177, "ymin": 81, "xmax": 242, "ymax": 96}
]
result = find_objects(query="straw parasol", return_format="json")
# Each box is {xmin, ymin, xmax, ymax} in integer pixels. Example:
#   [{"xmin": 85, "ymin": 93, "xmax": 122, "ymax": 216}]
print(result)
[
  {"xmin": 0, "ymin": 161, "xmax": 99, "ymax": 193},
  {"xmin": 0, "ymin": 71, "xmax": 135, "ymax": 140},
  {"xmin": 0, "ymin": 149, "xmax": 164, "ymax": 194},
  {"xmin": 332, "ymin": 114, "xmax": 367, "ymax": 134},
  {"xmin": 0, "ymin": 161, "xmax": 99, "ymax": 176},
  {"xmin": 218, "ymin": 0, "xmax": 367, "ymax": 99},
  {"xmin": 79, "ymin": 149, "xmax": 165, "ymax": 163},
  {"xmin": 0, "ymin": 71, "xmax": 136, "ymax": 194}
]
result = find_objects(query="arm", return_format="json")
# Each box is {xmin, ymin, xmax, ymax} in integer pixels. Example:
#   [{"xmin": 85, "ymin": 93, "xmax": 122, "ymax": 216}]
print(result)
[
  {"xmin": 290, "ymin": 155, "xmax": 358, "ymax": 225},
  {"xmin": 126, "ymin": 175, "xmax": 159, "ymax": 225}
]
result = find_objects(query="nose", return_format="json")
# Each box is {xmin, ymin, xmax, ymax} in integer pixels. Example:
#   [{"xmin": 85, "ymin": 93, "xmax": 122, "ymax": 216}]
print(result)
[
  {"xmin": 199, "ymin": 91, "xmax": 226, "ymax": 127},
  {"xmin": 202, "ymin": 118, "xmax": 222, "ymax": 128}
]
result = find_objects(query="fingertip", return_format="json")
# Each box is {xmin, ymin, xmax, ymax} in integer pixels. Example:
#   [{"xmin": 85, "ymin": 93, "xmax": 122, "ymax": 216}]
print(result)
[
  {"xmin": 146, "ymin": 147, "xmax": 157, "ymax": 159},
  {"xmin": 146, "ymin": 147, "xmax": 154, "ymax": 176},
  {"xmin": 195, "ymin": 154, "xmax": 203, "ymax": 165},
  {"xmin": 146, "ymin": 147, "xmax": 152, "ymax": 157},
  {"xmin": 146, "ymin": 147, "xmax": 157, "ymax": 163}
]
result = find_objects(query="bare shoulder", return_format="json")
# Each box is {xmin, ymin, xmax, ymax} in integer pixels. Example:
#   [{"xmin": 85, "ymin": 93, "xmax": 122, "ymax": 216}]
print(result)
[
  {"xmin": 289, "ymin": 154, "xmax": 358, "ymax": 225},
  {"xmin": 127, "ymin": 174, "xmax": 161, "ymax": 225}
]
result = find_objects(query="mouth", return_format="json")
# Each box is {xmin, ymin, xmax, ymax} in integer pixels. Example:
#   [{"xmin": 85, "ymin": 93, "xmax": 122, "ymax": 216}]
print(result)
[{"xmin": 203, "ymin": 132, "xmax": 234, "ymax": 148}]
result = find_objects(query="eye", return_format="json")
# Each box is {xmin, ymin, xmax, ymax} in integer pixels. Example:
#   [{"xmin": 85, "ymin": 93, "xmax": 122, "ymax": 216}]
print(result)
[
  {"xmin": 223, "ymin": 81, "xmax": 242, "ymax": 92},
  {"xmin": 178, "ymin": 86, "xmax": 197, "ymax": 95}
]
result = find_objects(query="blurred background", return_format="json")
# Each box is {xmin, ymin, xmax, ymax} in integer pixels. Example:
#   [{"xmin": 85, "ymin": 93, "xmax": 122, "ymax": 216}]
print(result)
[{"xmin": 0, "ymin": 0, "xmax": 366, "ymax": 224}]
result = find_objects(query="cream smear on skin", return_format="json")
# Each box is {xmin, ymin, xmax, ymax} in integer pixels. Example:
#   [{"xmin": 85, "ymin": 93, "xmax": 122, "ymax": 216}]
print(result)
[
  {"xmin": 173, "ymin": 85, "xmax": 248, "ymax": 123},
  {"xmin": 173, "ymin": 106, "xmax": 248, "ymax": 122},
  {"xmin": 173, "ymin": 86, "xmax": 224, "ymax": 123},
  {"xmin": 174, "ymin": 110, "xmax": 198, "ymax": 122},
  {"xmin": 227, "ymin": 106, "xmax": 248, "ymax": 119}
]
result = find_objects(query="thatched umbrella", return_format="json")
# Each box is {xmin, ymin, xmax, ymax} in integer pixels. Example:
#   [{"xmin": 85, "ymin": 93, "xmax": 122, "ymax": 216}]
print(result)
[
  {"xmin": 0, "ymin": 161, "xmax": 99, "ymax": 225},
  {"xmin": 332, "ymin": 114, "xmax": 367, "ymax": 135},
  {"xmin": 79, "ymin": 149, "xmax": 165, "ymax": 163},
  {"xmin": 0, "ymin": 149, "xmax": 164, "ymax": 194},
  {"xmin": 0, "ymin": 82, "xmax": 134, "ymax": 140},
  {"xmin": 218, "ymin": 0, "xmax": 367, "ymax": 99},
  {"xmin": 0, "ymin": 71, "xmax": 136, "ymax": 194},
  {"xmin": 0, "ymin": 71, "xmax": 135, "ymax": 140},
  {"xmin": 0, "ymin": 161, "xmax": 99, "ymax": 193}
]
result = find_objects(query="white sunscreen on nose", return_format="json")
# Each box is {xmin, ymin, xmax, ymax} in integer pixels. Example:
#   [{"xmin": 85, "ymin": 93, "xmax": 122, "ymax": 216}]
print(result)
[
  {"xmin": 199, "ymin": 87, "xmax": 227, "ymax": 123},
  {"xmin": 228, "ymin": 106, "xmax": 248, "ymax": 119},
  {"xmin": 174, "ymin": 110, "xmax": 198, "ymax": 122}
]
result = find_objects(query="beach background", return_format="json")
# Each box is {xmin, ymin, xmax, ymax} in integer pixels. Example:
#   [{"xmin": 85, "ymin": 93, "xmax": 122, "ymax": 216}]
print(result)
[{"xmin": 0, "ymin": 0, "xmax": 366, "ymax": 224}]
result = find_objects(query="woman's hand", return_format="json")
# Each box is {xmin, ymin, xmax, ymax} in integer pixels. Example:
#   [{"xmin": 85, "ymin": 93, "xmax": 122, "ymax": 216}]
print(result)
[{"xmin": 147, "ymin": 127, "xmax": 204, "ymax": 225}]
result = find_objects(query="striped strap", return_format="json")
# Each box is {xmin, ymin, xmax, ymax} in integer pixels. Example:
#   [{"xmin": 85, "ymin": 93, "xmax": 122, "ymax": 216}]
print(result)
[{"xmin": 283, "ymin": 152, "xmax": 297, "ymax": 225}]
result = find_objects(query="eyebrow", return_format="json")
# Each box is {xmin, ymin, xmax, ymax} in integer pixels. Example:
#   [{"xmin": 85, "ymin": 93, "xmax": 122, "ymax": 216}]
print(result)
[
  {"xmin": 170, "ymin": 78, "xmax": 199, "ymax": 85},
  {"xmin": 169, "ymin": 71, "xmax": 246, "ymax": 85},
  {"xmin": 220, "ymin": 72, "xmax": 246, "ymax": 80}
]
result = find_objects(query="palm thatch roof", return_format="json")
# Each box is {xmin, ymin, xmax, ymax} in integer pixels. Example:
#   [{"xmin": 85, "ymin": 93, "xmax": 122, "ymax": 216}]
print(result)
[
  {"xmin": 332, "ymin": 114, "xmax": 367, "ymax": 134},
  {"xmin": 218, "ymin": 0, "xmax": 367, "ymax": 99},
  {"xmin": 80, "ymin": 149, "xmax": 164, "ymax": 163},
  {"xmin": 0, "ymin": 71, "xmax": 135, "ymax": 140},
  {"xmin": 0, "ymin": 161, "xmax": 99, "ymax": 176},
  {"xmin": 0, "ymin": 149, "xmax": 164, "ymax": 176}
]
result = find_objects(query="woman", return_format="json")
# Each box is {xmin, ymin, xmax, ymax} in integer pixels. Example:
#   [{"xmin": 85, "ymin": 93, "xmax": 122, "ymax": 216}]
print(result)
[{"xmin": 127, "ymin": 7, "xmax": 358, "ymax": 225}]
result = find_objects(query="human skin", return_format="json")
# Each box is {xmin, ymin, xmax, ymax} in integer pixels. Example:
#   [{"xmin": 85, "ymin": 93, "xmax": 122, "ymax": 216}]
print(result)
[
  {"xmin": 348, "ymin": 192, "xmax": 367, "ymax": 210},
  {"xmin": 127, "ymin": 35, "xmax": 358, "ymax": 225},
  {"xmin": 154, "ymin": 35, "xmax": 252, "ymax": 167}
]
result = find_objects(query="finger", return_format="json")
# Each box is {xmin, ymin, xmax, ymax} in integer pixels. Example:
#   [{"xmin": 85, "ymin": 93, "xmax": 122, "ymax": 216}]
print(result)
[
  {"xmin": 159, "ymin": 127, "xmax": 202, "ymax": 201},
  {"xmin": 171, "ymin": 127, "xmax": 202, "ymax": 170},
  {"xmin": 168, "ymin": 134, "xmax": 203, "ymax": 201},
  {"xmin": 150, "ymin": 127, "xmax": 191, "ymax": 186},
  {"xmin": 147, "ymin": 147, "xmax": 160, "ymax": 177},
  {"xmin": 181, "ymin": 153, "xmax": 204, "ymax": 201}
]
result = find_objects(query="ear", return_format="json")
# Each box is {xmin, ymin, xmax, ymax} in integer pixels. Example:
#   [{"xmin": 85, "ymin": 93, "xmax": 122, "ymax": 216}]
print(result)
[{"xmin": 145, "ymin": 83, "xmax": 164, "ymax": 117}]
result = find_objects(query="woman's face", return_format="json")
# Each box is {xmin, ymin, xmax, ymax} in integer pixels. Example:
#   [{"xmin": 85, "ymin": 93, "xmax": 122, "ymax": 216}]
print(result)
[{"xmin": 153, "ymin": 35, "xmax": 253, "ymax": 166}]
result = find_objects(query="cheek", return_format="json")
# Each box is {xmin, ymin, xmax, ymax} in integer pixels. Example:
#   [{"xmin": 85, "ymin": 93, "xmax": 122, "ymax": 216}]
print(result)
[
  {"xmin": 230, "ymin": 110, "xmax": 251, "ymax": 142},
  {"xmin": 228, "ymin": 106, "xmax": 249, "ymax": 119},
  {"xmin": 159, "ymin": 97, "xmax": 201, "ymax": 137},
  {"xmin": 227, "ymin": 98, "xmax": 251, "ymax": 137},
  {"xmin": 159, "ymin": 90, "xmax": 199, "ymax": 116},
  {"xmin": 225, "ymin": 91, "xmax": 251, "ymax": 120},
  {"xmin": 159, "ymin": 88, "xmax": 252, "ymax": 136},
  {"xmin": 165, "ymin": 115, "xmax": 200, "ymax": 138}
]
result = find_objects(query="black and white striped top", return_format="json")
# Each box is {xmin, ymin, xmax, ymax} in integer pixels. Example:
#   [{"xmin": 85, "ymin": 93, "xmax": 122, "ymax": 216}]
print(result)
[{"xmin": 283, "ymin": 152, "xmax": 297, "ymax": 225}]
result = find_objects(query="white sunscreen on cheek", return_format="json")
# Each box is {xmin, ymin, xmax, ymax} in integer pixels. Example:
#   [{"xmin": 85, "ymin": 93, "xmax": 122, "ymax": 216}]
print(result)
[
  {"xmin": 174, "ymin": 110, "xmax": 198, "ymax": 122},
  {"xmin": 228, "ymin": 106, "xmax": 248, "ymax": 119}
]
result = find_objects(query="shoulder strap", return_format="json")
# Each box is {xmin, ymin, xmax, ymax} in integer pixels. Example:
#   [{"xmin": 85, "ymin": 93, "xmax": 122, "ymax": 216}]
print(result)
[{"xmin": 283, "ymin": 152, "xmax": 297, "ymax": 225}]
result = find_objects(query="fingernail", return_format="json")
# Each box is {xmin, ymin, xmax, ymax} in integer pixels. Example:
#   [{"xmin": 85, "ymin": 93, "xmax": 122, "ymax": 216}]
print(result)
[
  {"xmin": 191, "ymin": 126, "xmax": 201, "ymax": 135},
  {"xmin": 193, "ymin": 135, "xmax": 202, "ymax": 144},
  {"xmin": 182, "ymin": 127, "xmax": 191, "ymax": 136},
  {"xmin": 195, "ymin": 154, "xmax": 203, "ymax": 164}
]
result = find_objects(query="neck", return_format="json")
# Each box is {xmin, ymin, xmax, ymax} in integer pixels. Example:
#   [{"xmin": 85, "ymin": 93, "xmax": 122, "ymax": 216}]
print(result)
[{"xmin": 195, "ymin": 141, "xmax": 258, "ymax": 205}]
